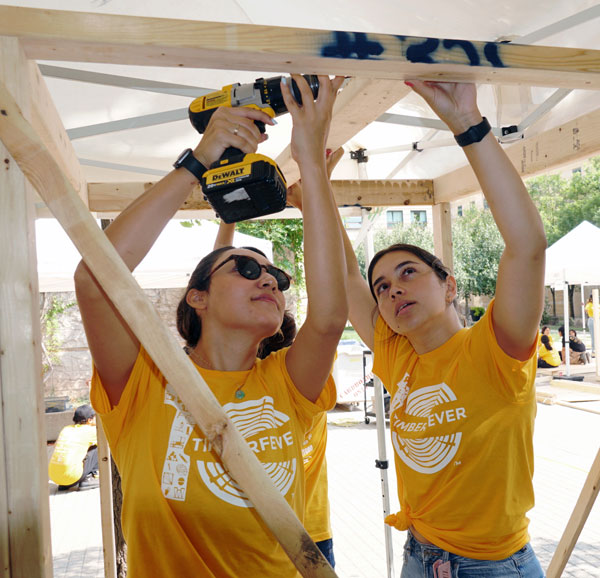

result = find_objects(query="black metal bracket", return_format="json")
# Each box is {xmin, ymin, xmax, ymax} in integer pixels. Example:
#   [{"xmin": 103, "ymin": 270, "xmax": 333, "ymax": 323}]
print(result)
[
  {"xmin": 350, "ymin": 148, "xmax": 369, "ymax": 163},
  {"xmin": 375, "ymin": 459, "xmax": 389, "ymax": 469}
]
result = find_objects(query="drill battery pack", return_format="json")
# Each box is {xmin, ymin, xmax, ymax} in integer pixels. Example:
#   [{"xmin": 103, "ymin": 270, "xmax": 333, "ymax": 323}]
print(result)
[{"xmin": 201, "ymin": 153, "xmax": 287, "ymax": 224}]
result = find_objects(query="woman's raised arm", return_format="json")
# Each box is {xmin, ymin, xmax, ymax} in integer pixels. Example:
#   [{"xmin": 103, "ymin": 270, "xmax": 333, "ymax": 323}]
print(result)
[
  {"xmin": 408, "ymin": 80, "xmax": 546, "ymax": 360},
  {"xmin": 282, "ymin": 75, "xmax": 349, "ymax": 402}
]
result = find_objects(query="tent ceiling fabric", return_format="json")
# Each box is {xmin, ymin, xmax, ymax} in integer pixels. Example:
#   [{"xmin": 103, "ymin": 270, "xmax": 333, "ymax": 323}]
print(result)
[{"xmin": 3, "ymin": 1, "xmax": 600, "ymax": 190}]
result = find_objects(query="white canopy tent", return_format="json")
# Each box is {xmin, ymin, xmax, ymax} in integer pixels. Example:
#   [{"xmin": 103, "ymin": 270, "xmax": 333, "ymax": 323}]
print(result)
[
  {"xmin": 36, "ymin": 218, "xmax": 273, "ymax": 292},
  {"xmin": 544, "ymin": 220, "xmax": 600, "ymax": 376}
]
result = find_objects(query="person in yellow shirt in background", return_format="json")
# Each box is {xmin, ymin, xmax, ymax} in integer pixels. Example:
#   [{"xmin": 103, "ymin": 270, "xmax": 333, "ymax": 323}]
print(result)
[
  {"xmin": 48, "ymin": 404, "xmax": 99, "ymax": 491},
  {"xmin": 334, "ymin": 80, "xmax": 545, "ymax": 577},
  {"xmin": 537, "ymin": 333, "xmax": 561, "ymax": 368},
  {"xmin": 585, "ymin": 295, "xmax": 596, "ymax": 354}
]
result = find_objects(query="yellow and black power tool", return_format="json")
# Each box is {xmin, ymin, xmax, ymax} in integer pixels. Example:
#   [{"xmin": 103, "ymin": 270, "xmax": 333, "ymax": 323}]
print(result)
[{"xmin": 189, "ymin": 75, "xmax": 319, "ymax": 223}]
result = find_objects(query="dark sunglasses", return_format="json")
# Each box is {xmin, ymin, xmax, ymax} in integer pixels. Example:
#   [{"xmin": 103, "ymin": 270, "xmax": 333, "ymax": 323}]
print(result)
[{"xmin": 207, "ymin": 254, "xmax": 292, "ymax": 292}]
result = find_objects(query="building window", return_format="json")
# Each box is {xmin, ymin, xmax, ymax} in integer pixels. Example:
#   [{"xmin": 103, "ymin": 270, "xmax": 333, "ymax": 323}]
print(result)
[
  {"xmin": 457, "ymin": 205, "xmax": 463, "ymax": 217},
  {"xmin": 343, "ymin": 216, "xmax": 363, "ymax": 229},
  {"xmin": 410, "ymin": 210, "xmax": 427, "ymax": 225},
  {"xmin": 387, "ymin": 210, "xmax": 404, "ymax": 228},
  {"xmin": 470, "ymin": 201, "xmax": 476, "ymax": 209},
  {"xmin": 483, "ymin": 199, "xmax": 489, "ymax": 209},
  {"xmin": 572, "ymin": 167, "xmax": 582, "ymax": 175}
]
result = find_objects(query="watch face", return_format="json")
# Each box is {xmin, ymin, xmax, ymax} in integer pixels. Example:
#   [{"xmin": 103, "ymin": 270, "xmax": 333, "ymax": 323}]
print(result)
[{"xmin": 175, "ymin": 148, "xmax": 192, "ymax": 167}]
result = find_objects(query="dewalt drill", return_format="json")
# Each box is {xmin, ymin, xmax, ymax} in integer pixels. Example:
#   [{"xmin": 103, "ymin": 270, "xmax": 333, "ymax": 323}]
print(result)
[{"xmin": 189, "ymin": 75, "xmax": 319, "ymax": 223}]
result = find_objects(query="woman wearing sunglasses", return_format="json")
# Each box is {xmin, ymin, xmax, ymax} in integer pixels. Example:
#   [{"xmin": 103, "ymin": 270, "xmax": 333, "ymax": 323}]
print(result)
[
  {"xmin": 335, "ymin": 81, "xmax": 546, "ymax": 577},
  {"xmin": 74, "ymin": 75, "xmax": 346, "ymax": 577}
]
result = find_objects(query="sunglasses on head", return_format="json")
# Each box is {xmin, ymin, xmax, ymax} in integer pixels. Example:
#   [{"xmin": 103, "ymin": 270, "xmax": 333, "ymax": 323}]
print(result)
[{"xmin": 207, "ymin": 254, "xmax": 292, "ymax": 292}]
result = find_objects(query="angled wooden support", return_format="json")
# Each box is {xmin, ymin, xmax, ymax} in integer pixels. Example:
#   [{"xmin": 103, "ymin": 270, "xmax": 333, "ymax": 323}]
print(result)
[
  {"xmin": 0, "ymin": 78, "xmax": 336, "ymax": 578},
  {"xmin": 87, "ymin": 178, "xmax": 433, "ymax": 214},
  {"xmin": 546, "ymin": 446, "xmax": 600, "ymax": 578},
  {"xmin": 434, "ymin": 107, "xmax": 600, "ymax": 203},
  {"xmin": 2, "ymin": 6, "xmax": 600, "ymax": 89},
  {"xmin": 276, "ymin": 78, "xmax": 412, "ymax": 184}
]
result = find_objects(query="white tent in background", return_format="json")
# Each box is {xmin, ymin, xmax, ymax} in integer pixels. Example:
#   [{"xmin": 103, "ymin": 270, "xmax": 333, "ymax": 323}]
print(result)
[
  {"xmin": 544, "ymin": 220, "xmax": 600, "ymax": 375},
  {"xmin": 36, "ymin": 219, "xmax": 273, "ymax": 292},
  {"xmin": 545, "ymin": 220, "xmax": 600, "ymax": 287}
]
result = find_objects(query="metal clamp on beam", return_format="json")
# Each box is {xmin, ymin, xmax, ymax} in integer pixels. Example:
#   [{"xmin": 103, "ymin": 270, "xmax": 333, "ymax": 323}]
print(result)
[
  {"xmin": 350, "ymin": 148, "xmax": 369, "ymax": 163},
  {"xmin": 375, "ymin": 459, "xmax": 389, "ymax": 469},
  {"xmin": 412, "ymin": 141, "xmax": 423, "ymax": 152}
]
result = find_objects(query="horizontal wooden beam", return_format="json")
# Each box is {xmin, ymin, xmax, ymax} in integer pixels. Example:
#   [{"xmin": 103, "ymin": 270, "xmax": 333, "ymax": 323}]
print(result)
[
  {"xmin": 87, "ymin": 179, "xmax": 433, "ymax": 214},
  {"xmin": 1, "ymin": 6, "xmax": 600, "ymax": 89},
  {"xmin": 433, "ymin": 107, "xmax": 600, "ymax": 203}
]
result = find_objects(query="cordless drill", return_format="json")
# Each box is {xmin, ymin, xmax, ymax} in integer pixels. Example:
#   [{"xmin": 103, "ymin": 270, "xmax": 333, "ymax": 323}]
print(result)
[{"xmin": 189, "ymin": 75, "xmax": 319, "ymax": 223}]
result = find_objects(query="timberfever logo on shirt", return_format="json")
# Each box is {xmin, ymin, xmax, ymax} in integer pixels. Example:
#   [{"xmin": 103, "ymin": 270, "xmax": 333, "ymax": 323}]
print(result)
[
  {"xmin": 390, "ymin": 378, "xmax": 467, "ymax": 474},
  {"xmin": 160, "ymin": 387, "xmax": 297, "ymax": 507}
]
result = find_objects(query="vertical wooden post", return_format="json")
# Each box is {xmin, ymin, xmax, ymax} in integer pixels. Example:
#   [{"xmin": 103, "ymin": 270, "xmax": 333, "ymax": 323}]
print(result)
[
  {"xmin": 0, "ymin": 37, "xmax": 53, "ymax": 577},
  {"xmin": 432, "ymin": 202, "xmax": 453, "ymax": 271},
  {"xmin": 97, "ymin": 421, "xmax": 117, "ymax": 578}
]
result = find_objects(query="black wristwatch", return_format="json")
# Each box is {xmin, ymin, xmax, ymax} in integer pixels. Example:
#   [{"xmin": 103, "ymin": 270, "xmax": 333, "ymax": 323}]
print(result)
[
  {"xmin": 454, "ymin": 117, "xmax": 491, "ymax": 147},
  {"xmin": 173, "ymin": 148, "xmax": 207, "ymax": 181}
]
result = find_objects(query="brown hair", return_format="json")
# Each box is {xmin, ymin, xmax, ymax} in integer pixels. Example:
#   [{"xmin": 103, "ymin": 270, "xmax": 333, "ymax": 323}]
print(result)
[
  {"xmin": 367, "ymin": 243, "xmax": 451, "ymax": 301},
  {"xmin": 176, "ymin": 246, "xmax": 296, "ymax": 354}
]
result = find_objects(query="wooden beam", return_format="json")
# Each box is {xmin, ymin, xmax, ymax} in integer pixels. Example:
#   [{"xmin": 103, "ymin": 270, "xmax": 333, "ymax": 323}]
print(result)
[
  {"xmin": 432, "ymin": 202, "xmax": 453, "ymax": 272},
  {"xmin": 0, "ymin": 66, "xmax": 336, "ymax": 578},
  {"xmin": 434, "ymin": 107, "xmax": 600, "ymax": 203},
  {"xmin": 546, "ymin": 446, "xmax": 600, "ymax": 578},
  {"xmin": 276, "ymin": 79, "xmax": 411, "ymax": 184},
  {"xmin": 97, "ymin": 421, "xmax": 117, "ymax": 578},
  {"xmin": 0, "ymin": 36, "xmax": 53, "ymax": 578},
  {"xmin": 1, "ymin": 6, "xmax": 599, "ymax": 89},
  {"xmin": 28, "ymin": 61, "xmax": 88, "ymax": 204},
  {"xmin": 87, "ymin": 178, "xmax": 433, "ymax": 214}
]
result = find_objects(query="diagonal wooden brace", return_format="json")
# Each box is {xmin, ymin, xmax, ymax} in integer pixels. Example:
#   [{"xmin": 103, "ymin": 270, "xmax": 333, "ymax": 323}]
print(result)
[
  {"xmin": 546, "ymin": 446, "xmax": 600, "ymax": 578},
  {"xmin": 0, "ymin": 79, "xmax": 337, "ymax": 578}
]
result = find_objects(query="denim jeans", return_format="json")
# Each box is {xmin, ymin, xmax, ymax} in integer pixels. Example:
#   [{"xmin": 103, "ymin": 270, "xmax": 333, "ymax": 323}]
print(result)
[
  {"xmin": 400, "ymin": 530, "xmax": 545, "ymax": 577},
  {"xmin": 316, "ymin": 538, "xmax": 335, "ymax": 568}
]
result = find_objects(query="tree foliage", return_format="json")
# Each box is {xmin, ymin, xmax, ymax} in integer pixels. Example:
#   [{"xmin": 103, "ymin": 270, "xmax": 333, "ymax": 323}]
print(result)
[
  {"xmin": 526, "ymin": 156, "xmax": 600, "ymax": 246},
  {"xmin": 452, "ymin": 206, "xmax": 504, "ymax": 300},
  {"xmin": 355, "ymin": 224, "xmax": 434, "ymax": 278}
]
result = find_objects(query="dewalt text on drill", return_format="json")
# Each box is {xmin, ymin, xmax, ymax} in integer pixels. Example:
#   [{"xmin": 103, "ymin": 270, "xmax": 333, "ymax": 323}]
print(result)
[{"xmin": 188, "ymin": 75, "xmax": 319, "ymax": 223}]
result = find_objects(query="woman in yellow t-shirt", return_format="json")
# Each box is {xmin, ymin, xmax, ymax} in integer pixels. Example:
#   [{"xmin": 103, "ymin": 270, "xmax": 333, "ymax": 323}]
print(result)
[
  {"xmin": 335, "ymin": 81, "xmax": 545, "ymax": 576},
  {"xmin": 538, "ymin": 334, "xmax": 561, "ymax": 368},
  {"xmin": 585, "ymin": 295, "xmax": 596, "ymax": 353},
  {"xmin": 75, "ymin": 75, "xmax": 346, "ymax": 577}
]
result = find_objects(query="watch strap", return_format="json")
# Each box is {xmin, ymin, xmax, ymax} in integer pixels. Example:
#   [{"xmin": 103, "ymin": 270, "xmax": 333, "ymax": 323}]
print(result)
[
  {"xmin": 454, "ymin": 117, "xmax": 491, "ymax": 147},
  {"xmin": 174, "ymin": 148, "xmax": 207, "ymax": 181}
]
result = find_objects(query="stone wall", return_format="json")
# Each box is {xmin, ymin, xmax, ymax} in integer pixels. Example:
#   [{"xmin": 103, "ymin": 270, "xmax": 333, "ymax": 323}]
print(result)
[{"xmin": 41, "ymin": 288, "xmax": 185, "ymax": 402}]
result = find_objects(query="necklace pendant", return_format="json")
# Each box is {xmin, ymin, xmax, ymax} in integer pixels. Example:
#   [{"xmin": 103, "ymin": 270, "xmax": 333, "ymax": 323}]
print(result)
[{"xmin": 235, "ymin": 389, "xmax": 245, "ymax": 400}]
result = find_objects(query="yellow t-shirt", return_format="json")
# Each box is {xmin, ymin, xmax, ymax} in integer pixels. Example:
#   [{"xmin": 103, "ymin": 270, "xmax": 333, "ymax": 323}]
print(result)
[
  {"xmin": 373, "ymin": 299, "xmax": 537, "ymax": 560},
  {"xmin": 48, "ymin": 423, "xmax": 97, "ymax": 485},
  {"xmin": 91, "ymin": 346, "xmax": 335, "ymax": 578},
  {"xmin": 302, "ymin": 412, "xmax": 331, "ymax": 542},
  {"xmin": 585, "ymin": 301, "xmax": 595, "ymax": 318},
  {"xmin": 538, "ymin": 339, "xmax": 561, "ymax": 367}
]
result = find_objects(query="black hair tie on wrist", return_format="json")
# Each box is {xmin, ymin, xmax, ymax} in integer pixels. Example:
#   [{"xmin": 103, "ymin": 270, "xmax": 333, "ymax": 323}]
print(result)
[{"xmin": 454, "ymin": 117, "xmax": 491, "ymax": 147}]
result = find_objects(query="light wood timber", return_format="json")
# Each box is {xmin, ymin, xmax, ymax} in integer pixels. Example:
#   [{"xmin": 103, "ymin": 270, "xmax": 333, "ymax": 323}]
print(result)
[
  {"xmin": 0, "ymin": 36, "xmax": 53, "ymax": 578},
  {"xmin": 97, "ymin": 420, "xmax": 117, "ymax": 578},
  {"xmin": 28, "ymin": 61, "xmax": 88, "ymax": 205},
  {"xmin": 1, "ymin": 6, "xmax": 600, "ymax": 89},
  {"xmin": 0, "ymin": 72, "xmax": 337, "ymax": 578},
  {"xmin": 432, "ymin": 202, "xmax": 453, "ymax": 272},
  {"xmin": 434, "ymin": 107, "xmax": 600, "ymax": 203},
  {"xmin": 87, "ymin": 178, "xmax": 433, "ymax": 214},
  {"xmin": 276, "ymin": 79, "xmax": 412, "ymax": 184},
  {"xmin": 546, "ymin": 446, "xmax": 600, "ymax": 578}
]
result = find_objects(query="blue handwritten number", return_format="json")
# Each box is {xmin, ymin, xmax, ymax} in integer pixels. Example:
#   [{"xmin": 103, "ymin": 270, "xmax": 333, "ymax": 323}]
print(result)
[
  {"xmin": 483, "ymin": 43, "xmax": 505, "ymax": 67},
  {"xmin": 321, "ymin": 32, "xmax": 384, "ymax": 60},
  {"xmin": 405, "ymin": 38, "xmax": 440, "ymax": 64},
  {"xmin": 442, "ymin": 40, "xmax": 480, "ymax": 66}
]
